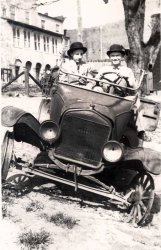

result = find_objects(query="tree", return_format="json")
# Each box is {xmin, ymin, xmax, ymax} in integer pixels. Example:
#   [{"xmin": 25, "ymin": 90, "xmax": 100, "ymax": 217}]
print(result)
[{"xmin": 103, "ymin": 0, "xmax": 161, "ymax": 80}]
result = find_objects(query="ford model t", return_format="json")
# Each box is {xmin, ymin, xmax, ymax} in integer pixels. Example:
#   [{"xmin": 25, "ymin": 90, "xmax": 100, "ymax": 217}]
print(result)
[{"xmin": 1, "ymin": 70, "xmax": 161, "ymax": 226}]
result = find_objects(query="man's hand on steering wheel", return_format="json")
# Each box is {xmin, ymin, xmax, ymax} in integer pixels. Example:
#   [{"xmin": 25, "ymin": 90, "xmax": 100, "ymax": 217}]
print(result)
[
  {"xmin": 100, "ymin": 72, "xmax": 129, "ymax": 96},
  {"xmin": 79, "ymin": 77, "xmax": 87, "ymax": 85},
  {"xmin": 101, "ymin": 71, "xmax": 128, "ymax": 83},
  {"xmin": 101, "ymin": 72, "xmax": 128, "ymax": 85}
]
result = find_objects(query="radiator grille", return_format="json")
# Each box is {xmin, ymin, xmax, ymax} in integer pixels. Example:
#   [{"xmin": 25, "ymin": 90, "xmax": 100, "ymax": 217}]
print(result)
[{"xmin": 55, "ymin": 113, "xmax": 111, "ymax": 168}]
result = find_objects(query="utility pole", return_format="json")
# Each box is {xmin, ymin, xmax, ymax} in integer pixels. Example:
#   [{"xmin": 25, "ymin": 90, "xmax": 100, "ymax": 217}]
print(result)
[
  {"xmin": 100, "ymin": 25, "xmax": 103, "ymax": 60},
  {"xmin": 77, "ymin": 0, "xmax": 82, "ymax": 42}
]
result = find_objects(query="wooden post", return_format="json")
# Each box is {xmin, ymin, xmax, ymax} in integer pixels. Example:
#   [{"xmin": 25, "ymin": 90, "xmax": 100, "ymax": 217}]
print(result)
[
  {"xmin": 24, "ymin": 68, "xmax": 29, "ymax": 96},
  {"xmin": 2, "ymin": 71, "xmax": 24, "ymax": 91},
  {"xmin": 28, "ymin": 73, "xmax": 42, "ymax": 89}
]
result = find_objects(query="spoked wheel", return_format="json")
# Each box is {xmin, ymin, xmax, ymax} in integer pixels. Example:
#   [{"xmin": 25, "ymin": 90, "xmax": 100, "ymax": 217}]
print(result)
[
  {"xmin": 6, "ymin": 174, "xmax": 33, "ymax": 195},
  {"xmin": 1, "ymin": 131, "xmax": 14, "ymax": 182},
  {"xmin": 127, "ymin": 172, "xmax": 155, "ymax": 226}
]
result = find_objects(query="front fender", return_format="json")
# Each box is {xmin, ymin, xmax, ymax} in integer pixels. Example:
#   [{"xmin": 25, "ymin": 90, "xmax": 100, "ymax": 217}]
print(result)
[
  {"xmin": 2, "ymin": 106, "xmax": 44, "ymax": 149},
  {"xmin": 2, "ymin": 106, "xmax": 29, "ymax": 127},
  {"xmin": 124, "ymin": 147, "xmax": 161, "ymax": 175}
]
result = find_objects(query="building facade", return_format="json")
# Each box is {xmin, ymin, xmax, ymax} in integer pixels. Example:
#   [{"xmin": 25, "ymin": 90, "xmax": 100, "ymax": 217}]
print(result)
[{"xmin": 0, "ymin": 0, "xmax": 69, "ymax": 83}]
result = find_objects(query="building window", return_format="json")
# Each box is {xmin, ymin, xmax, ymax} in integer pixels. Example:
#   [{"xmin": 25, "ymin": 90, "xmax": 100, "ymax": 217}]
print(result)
[
  {"xmin": 24, "ymin": 30, "xmax": 30, "ymax": 48},
  {"xmin": 17, "ymin": 29, "xmax": 20, "ymax": 46},
  {"xmin": 1, "ymin": 68, "xmax": 12, "ymax": 82},
  {"xmin": 10, "ymin": 5, "xmax": 15, "ymax": 20},
  {"xmin": 25, "ymin": 11, "xmax": 30, "ymax": 24},
  {"xmin": 13, "ymin": 27, "xmax": 20, "ymax": 47},
  {"xmin": 52, "ymin": 38, "xmax": 55, "ymax": 54},
  {"xmin": 37, "ymin": 34, "xmax": 40, "ymax": 50},
  {"xmin": 55, "ymin": 39, "xmax": 57, "ymax": 54},
  {"xmin": 43, "ymin": 36, "xmax": 46, "ymax": 51},
  {"xmin": 34, "ymin": 34, "xmax": 37, "ymax": 50},
  {"xmin": 56, "ymin": 24, "xmax": 60, "ymax": 32},
  {"xmin": 13, "ymin": 27, "xmax": 16, "ymax": 46},
  {"xmin": 47, "ymin": 37, "xmax": 49, "ymax": 52},
  {"xmin": 34, "ymin": 33, "xmax": 40, "ymax": 51},
  {"xmin": 28, "ymin": 32, "xmax": 30, "ymax": 47},
  {"xmin": 41, "ymin": 20, "xmax": 45, "ymax": 29},
  {"xmin": 52, "ymin": 38, "xmax": 58, "ymax": 54},
  {"xmin": 2, "ymin": 7, "xmax": 6, "ymax": 17},
  {"xmin": 24, "ymin": 30, "xmax": 27, "ymax": 47}
]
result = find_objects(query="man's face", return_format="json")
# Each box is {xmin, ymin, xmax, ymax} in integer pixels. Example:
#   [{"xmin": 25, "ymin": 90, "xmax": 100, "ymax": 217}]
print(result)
[
  {"xmin": 109, "ymin": 52, "xmax": 123, "ymax": 66},
  {"xmin": 71, "ymin": 49, "xmax": 84, "ymax": 63}
]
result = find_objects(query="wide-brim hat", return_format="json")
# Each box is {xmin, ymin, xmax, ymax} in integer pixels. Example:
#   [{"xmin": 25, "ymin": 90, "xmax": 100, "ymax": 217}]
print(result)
[
  {"xmin": 67, "ymin": 42, "xmax": 87, "ymax": 57},
  {"xmin": 107, "ymin": 44, "xmax": 127, "ymax": 56}
]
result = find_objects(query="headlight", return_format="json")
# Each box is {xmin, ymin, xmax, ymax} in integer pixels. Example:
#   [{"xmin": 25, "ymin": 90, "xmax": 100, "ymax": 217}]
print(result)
[
  {"xmin": 102, "ymin": 141, "xmax": 123, "ymax": 162},
  {"xmin": 39, "ymin": 120, "xmax": 60, "ymax": 143}
]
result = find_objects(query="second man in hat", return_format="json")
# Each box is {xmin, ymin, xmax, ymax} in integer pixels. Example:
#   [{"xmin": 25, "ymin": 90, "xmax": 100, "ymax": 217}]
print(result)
[{"xmin": 59, "ymin": 42, "xmax": 95, "ymax": 89}]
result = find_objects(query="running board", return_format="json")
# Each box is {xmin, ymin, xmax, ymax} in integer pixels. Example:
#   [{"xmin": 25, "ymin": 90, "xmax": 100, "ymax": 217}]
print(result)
[{"xmin": 25, "ymin": 168, "xmax": 130, "ymax": 206}]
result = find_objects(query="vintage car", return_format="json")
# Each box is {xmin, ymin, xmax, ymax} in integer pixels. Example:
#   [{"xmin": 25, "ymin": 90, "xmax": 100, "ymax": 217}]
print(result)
[{"xmin": 1, "ymin": 70, "xmax": 161, "ymax": 226}]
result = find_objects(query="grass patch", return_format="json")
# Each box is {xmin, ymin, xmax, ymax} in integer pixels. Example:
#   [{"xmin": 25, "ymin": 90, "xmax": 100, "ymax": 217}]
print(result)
[
  {"xmin": 2, "ymin": 203, "xmax": 11, "ymax": 218},
  {"xmin": 41, "ymin": 212, "xmax": 78, "ymax": 229},
  {"xmin": 25, "ymin": 201, "xmax": 44, "ymax": 212},
  {"xmin": 2, "ymin": 188, "xmax": 17, "ymax": 218},
  {"xmin": 2, "ymin": 188, "xmax": 17, "ymax": 203},
  {"xmin": 18, "ymin": 229, "xmax": 52, "ymax": 249}
]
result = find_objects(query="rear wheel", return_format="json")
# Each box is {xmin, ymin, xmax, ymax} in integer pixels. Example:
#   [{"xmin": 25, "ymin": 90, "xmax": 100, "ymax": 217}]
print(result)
[
  {"xmin": 127, "ymin": 172, "xmax": 154, "ymax": 226},
  {"xmin": 1, "ymin": 131, "xmax": 14, "ymax": 182}
]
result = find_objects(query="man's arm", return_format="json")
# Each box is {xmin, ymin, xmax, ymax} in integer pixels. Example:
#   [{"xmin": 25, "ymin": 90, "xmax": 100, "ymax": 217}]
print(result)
[{"xmin": 119, "ymin": 67, "xmax": 138, "ymax": 89}]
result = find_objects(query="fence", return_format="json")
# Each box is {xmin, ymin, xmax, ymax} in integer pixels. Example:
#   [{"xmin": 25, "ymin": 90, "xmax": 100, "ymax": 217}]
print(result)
[{"xmin": 1, "ymin": 70, "xmax": 42, "ymax": 96}]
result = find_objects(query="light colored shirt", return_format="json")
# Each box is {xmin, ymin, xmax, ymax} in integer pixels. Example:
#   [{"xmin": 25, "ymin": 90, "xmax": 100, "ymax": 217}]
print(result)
[
  {"xmin": 59, "ymin": 60, "xmax": 95, "ymax": 88},
  {"xmin": 96, "ymin": 65, "xmax": 137, "ymax": 88},
  {"xmin": 96, "ymin": 65, "xmax": 138, "ymax": 96}
]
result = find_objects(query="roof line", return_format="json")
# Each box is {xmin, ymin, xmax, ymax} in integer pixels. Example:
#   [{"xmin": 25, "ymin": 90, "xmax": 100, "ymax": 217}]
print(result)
[
  {"xmin": 3, "ymin": 17, "xmax": 64, "ymax": 37},
  {"xmin": 38, "ymin": 12, "xmax": 65, "ymax": 22}
]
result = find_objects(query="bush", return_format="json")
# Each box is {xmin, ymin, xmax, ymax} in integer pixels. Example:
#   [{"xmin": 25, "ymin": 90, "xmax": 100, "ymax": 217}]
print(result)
[
  {"xmin": 2, "ymin": 203, "xmax": 11, "ymax": 218},
  {"xmin": 18, "ymin": 229, "xmax": 52, "ymax": 249},
  {"xmin": 42, "ymin": 212, "xmax": 78, "ymax": 229},
  {"xmin": 25, "ymin": 201, "xmax": 44, "ymax": 212}
]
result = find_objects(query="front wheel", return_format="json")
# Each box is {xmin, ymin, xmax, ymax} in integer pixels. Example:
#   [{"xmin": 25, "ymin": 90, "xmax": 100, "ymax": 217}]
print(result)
[{"xmin": 127, "ymin": 172, "xmax": 154, "ymax": 226}]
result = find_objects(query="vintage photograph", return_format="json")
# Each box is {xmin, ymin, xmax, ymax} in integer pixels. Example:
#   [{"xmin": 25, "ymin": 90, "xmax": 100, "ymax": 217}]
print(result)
[{"xmin": 1, "ymin": 0, "xmax": 161, "ymax": 249}]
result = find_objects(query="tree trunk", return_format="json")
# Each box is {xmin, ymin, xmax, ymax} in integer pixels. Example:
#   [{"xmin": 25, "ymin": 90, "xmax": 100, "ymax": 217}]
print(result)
[
  {"xmin": 102, "ymin": 0, "xmax": 160, "ymax": 91},
  {"xmin": 143, "ymin": 14, "xmax": 161, "ymax": 70},
  {"xmin": 122, "ymin": 1, "xmax": 160, "ymax": 80},
  {"xmin": 122, "ymin": 0, "xmax": 146, "ymax": 80}
]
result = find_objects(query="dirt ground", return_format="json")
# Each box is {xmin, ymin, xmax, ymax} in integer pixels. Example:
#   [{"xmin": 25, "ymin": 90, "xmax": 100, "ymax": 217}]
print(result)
[{"xmin": 1, "ymin": 92, "xmax": 161, "ymax": 250}]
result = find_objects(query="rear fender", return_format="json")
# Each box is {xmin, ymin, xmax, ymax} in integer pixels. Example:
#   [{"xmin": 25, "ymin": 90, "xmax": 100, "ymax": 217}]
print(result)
[
  {"xmin": 140, "ymin": 97, "xmax": 161, "ymax": 131},
  {"xmin": 2, "ymin": 106, "xmax": 44, "ymax": 149}
]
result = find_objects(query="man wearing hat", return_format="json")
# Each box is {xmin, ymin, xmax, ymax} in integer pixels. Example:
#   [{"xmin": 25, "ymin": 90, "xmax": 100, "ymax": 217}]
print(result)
[
  {"xmin": 59, "ymin": 42, "xmax": 95, "ymax": 89},
  {"xmin": 96, "ymin": 44, "xmax": 150, "ymax": 141},
  {"xmin": 96, "ymin": 44, "xmax": 137, "ymax": 94}
]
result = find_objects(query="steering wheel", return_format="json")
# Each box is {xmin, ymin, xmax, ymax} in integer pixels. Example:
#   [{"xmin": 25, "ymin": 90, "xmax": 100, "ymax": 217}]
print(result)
[
  {"xmin": 100, "ymin": 72, "xmax": 129, "ymax": 96},
  {"xmin": 68, "ymin": 76, "xmax": 88, "ymax": 86}
]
